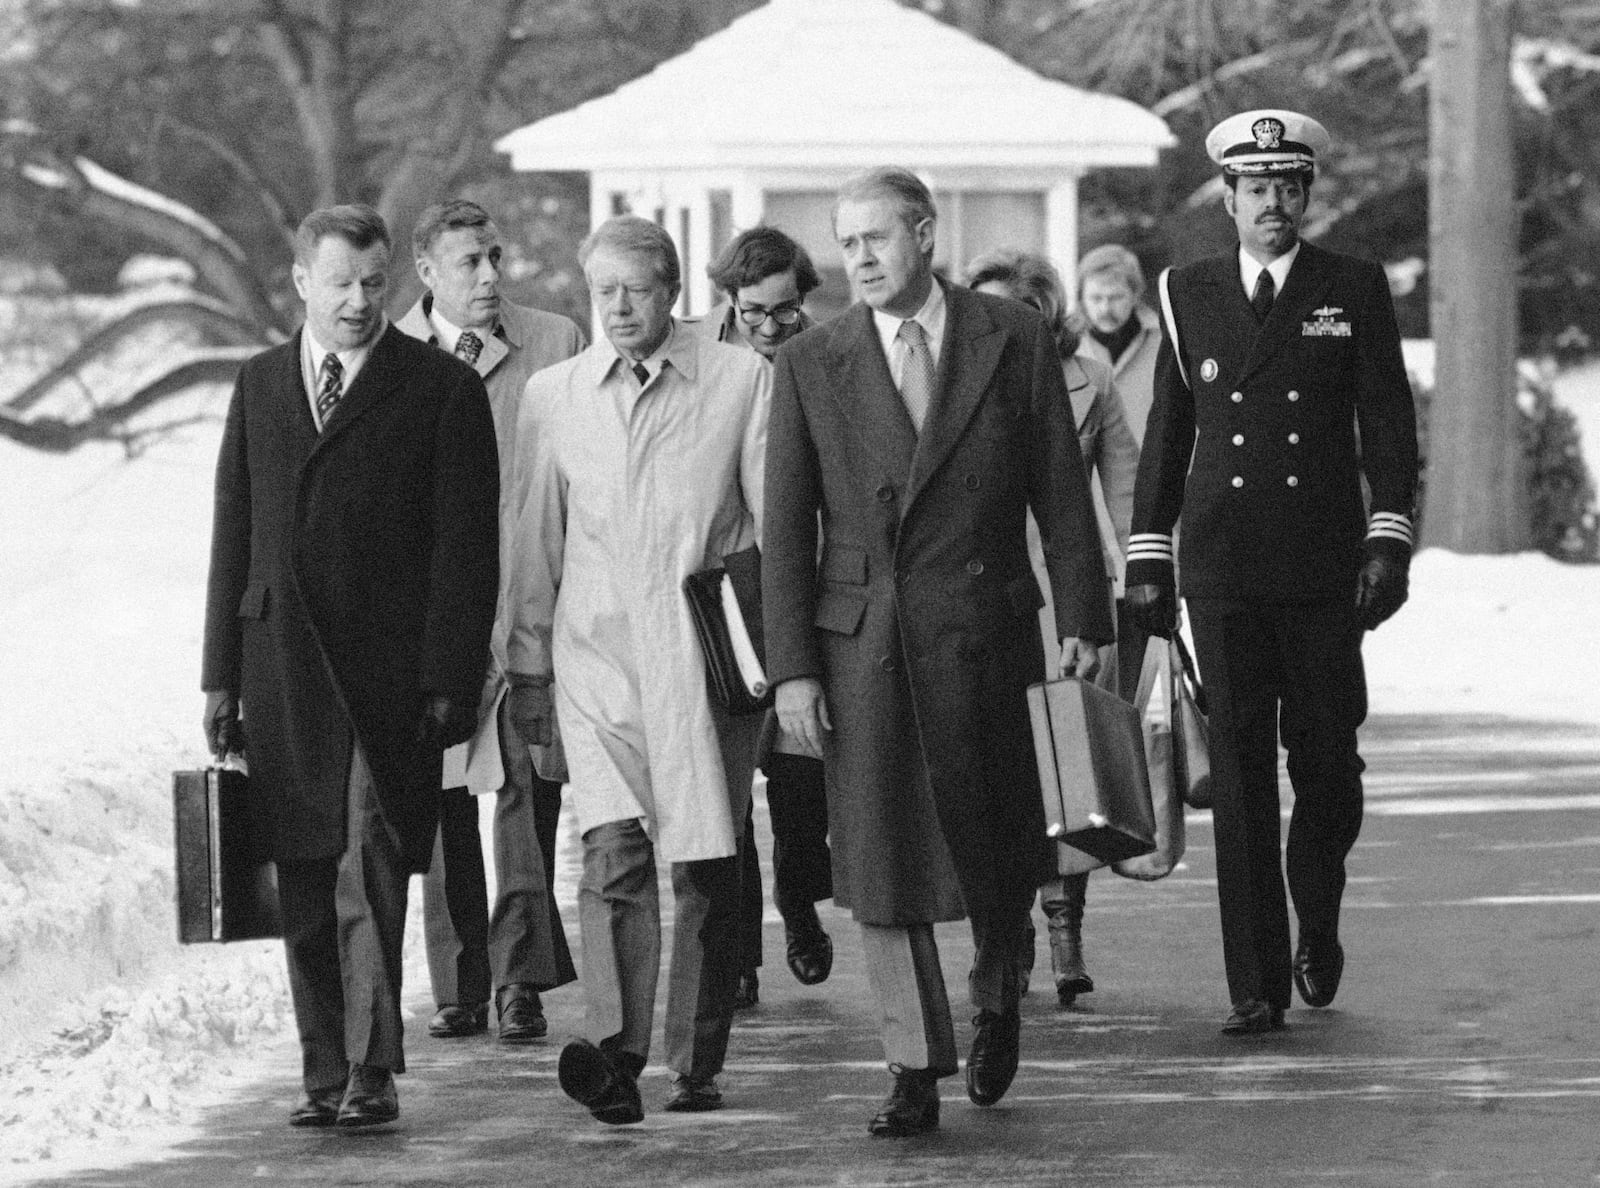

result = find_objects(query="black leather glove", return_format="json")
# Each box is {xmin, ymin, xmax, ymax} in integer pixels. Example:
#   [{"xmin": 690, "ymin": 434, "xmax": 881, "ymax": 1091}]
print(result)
[
  {"xmin": 1356, "ymin": 547, "xmax": 1410, "ymax": 630},
  {"xmin": 417, "ymin": 695, "xmax": 478, "ymax": 751},
  {"xmin": 508, "ymin": 678, "xmax": 555, "ymax": 748},
  {"xmin": 1125, "ymin": 583, "xmax": 1178, "ymax": 637},
  {"xmin": 203, "ymin": 689, "xmax": 245, "ymax": 758}
]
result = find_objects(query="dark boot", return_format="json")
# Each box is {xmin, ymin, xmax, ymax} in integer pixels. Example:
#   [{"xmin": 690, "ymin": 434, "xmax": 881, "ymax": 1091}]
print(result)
[{"xmin": 1044, "ymin": 872, "xmax": 1094, "ymax": 1007}]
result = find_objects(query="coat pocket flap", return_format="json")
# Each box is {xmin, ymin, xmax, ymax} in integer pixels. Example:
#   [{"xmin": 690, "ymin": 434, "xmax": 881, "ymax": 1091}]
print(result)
[
  {"xmin": 1005, "ymin": 574, "xmax": 1044, "ymax": 616},
  {"xmin": 820, "ymin": 545, "xmax": 868, "ymax": 585},
  {"xmin": 237, "ymin": 582, "xmax": 269, "ymax": 620},
  {"xmin": 814, "ymin": 590, "xmax": 868, "ymax": 636}
]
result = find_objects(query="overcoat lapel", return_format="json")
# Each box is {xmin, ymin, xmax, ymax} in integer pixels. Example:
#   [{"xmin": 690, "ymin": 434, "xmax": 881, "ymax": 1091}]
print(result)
[
  {"xmin": 1237, "ymin": 241, "xmax": 1336, "ymax": 383},
  {"xmin": 475, "ymin": 327, "xmax": 510, "ymax": 379},
  {"xmin": 905, "ymin": 286, "xmax": 1004, "ymax": 510},
  {"xmin": 275, "ymin": 329, "xmax": 321, "ymax": 444},
  {"xmin": 823, "ymin": 304, "xmax": 918, "ymax": 479}
]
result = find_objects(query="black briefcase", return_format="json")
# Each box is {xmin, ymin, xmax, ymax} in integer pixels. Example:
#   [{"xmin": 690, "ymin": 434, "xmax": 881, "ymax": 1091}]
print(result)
[
  {"xmin": 684, "ymin": 545, "xmax": 774, "ymax": 716},
  {"xmin": 172, "ymin": 762, "xmax": 281, "ymax": 943}
]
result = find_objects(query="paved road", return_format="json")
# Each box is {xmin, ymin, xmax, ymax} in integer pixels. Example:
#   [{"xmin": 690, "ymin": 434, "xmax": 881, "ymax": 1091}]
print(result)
[{"xmin": 34, "ymin": 713, "xmax": 1600, "ymax": 1187}]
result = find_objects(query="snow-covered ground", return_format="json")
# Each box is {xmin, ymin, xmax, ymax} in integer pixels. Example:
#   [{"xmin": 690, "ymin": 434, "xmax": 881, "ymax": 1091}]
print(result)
[{"xmin": 1, "ymin": 359, "xmax": 1598, "ymax": 1183}]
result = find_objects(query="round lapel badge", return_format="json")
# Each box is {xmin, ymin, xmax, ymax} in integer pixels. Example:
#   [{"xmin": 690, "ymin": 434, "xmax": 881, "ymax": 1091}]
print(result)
[{"xmin": 1200, "ymin": 358, "xmax": 1219, "ymax": 383}]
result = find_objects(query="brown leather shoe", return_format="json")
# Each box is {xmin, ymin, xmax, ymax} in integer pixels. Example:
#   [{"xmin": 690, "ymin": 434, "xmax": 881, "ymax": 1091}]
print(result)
[
  {"xmin": 965, "ymin": 1007, "xmax": 1021, "ymax": 1106},
  {"xmin": 558, "ymin": 1039, "xmax": 643, "ymax": 1125},
  {"xmin": 1293, "ymin": 936, "xmax": 1345, "ymax": 1008},
  {"xmin": 288, "ymin": 1085, "xmax": 342, "ymax": 1128},
  {"xmin": 663, "ymin": 1074, "xmax": 724, "ymax": 1112},
  {"xmin": 496, "ymin": 984, "xmax": 547, "ymax": 1044},
  {"xmin": 335, "ymin": 1064, "xmax": 398, "ymax": 1128},
  {"xmin": 427, "ymin": 1002, "xmax": 488, "ymax": 1038},
  {"xmin": 868, "ymin": 1064, "xmax": 940, "ymax": 1137},
  {"xmin": 1220, "ymin": 998, "xmax": 1287, "ymax": 1036}
]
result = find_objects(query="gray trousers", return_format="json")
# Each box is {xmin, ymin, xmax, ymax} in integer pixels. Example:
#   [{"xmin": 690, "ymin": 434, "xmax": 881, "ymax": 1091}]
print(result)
[
  {"xmin": 577, "ymin": 818, "xmax": 742, "ymax": 1080},
  {"xmin": 277, "ymin": 744, "xmax": 410, "ymax": 1092}
]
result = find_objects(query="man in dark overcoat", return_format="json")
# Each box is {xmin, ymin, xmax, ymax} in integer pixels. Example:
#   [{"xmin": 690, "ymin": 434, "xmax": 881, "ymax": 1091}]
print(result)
[
  {"xmin": 1125, "ymin": 110, "xmax": 1419, "ymax": 1036},
  {"xmin": 763, "ymin": 167, "xmax": 1113, "ymax": 1137},
  {"xmin": 201, "ymin": 203, "xmax": 500, "ymax": 1128}
]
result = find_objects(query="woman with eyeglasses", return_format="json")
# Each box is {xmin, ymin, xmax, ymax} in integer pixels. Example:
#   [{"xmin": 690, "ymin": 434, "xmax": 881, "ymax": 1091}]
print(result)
[{"xmin": 961, "ymin": 247, "xmax": 1140, "ymax": 1009}]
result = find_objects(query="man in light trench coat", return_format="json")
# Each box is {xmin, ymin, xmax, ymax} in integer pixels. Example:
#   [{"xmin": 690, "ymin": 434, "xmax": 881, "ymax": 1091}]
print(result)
[
  {"xmin": 504, "ymin": 215, "xmax": 770, "ymax": 1124},
  {"xmin": 763, "ymin": 168, "xmax": 1113, "ymax": 1137}
]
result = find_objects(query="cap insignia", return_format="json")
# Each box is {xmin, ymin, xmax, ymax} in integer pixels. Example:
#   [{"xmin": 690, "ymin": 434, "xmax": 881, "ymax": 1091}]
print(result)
[{"xmin": 1251, "ymin": 118, "xmax": 1285, "ymax": 150}]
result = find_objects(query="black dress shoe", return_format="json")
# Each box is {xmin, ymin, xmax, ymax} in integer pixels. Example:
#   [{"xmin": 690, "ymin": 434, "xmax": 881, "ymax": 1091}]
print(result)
[
  {"xmin": 965, "ymin": 1007, "xmax": 1021, "ymax": 1106},
  {"xmin": 1220, "ymin": 999, "xmax": 1287, "ymax": 1036},
  {"xmin": 732, "ymin": 968, "xmax": 759, "ymax": 1010},
  {"xmin": 663, "ymin": 1074, "xmax": 723, "ymax": 1112},
  {"xmin": 427, "ymin": 1002, "xmax": 488, "ymax": 1038},
  {"xmin": 558, "ymin": 1039, "xmax": 644, "ymax": 1125},
  {"xmin": 783, "ymin": 904, "xmax": 834, "ymax": 986},
  {"xmin": 336, "ymin": 1064, "xmax": 398, "ymax": 1128},
  {"xmin": 288, "ymin": 1086, "xmax": 342, "ymax": 1128},
  {"xmin": 1293, "ymin": 936, "xmax": 1345, "ymax": 1008},
  {"xmin": 496, "ymin": 984, "xmax": 548, "ymax": 1044},
  {"xmin": 868, "ymin": 1064, "xmax": 940, "ymax": 1137}
]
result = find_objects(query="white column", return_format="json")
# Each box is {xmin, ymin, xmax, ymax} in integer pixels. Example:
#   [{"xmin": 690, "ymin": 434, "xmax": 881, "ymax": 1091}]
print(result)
[
  {"xmin": 589, "ymin": 172, "xmax": 617, "ymax": 234},
  {"xmin": 731, "ymin": 177, "xmax": 764, "ymax": 232},
  {"xmin": 685, "ymin": 187, "xmax": 714, "ymax": 317},
  {"xmin": 1045, "ymin": 177, "xmax": 1080, "ymax": 303}
]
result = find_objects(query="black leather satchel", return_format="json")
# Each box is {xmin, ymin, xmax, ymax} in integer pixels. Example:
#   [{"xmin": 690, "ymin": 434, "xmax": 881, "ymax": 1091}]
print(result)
[
  {"xmin": 683, "ymin": 545, "xmax": 773, "ymax": 716},
  {"xmin": 173, "ymin": 759, "xmax": 281, "ymax": 943}
]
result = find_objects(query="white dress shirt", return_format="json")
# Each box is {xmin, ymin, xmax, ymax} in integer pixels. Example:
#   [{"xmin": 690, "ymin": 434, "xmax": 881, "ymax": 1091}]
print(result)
[
  {"xmin": 1238, "ymin": 241, "xmax": 1301, "ymax": 304},
  {"xmin": 872, "ymin": 278, "xmax": 947, "ymax": 388}
]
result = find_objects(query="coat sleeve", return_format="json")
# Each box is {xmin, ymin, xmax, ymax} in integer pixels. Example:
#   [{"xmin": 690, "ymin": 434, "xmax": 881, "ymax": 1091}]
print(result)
[
  {"xmin": 1030, "ymin": 326, "xmax": 1115, "ymax": 645},
  {"xmin": 1126, "ymin": 277, "xmax": 1195, "ymax": 594},
  {"xmin": 761, "ymin": 343, "xmax": 824, "ymax": 685},
  {"xmin": 504, "ymin": 374, "xmax": 567, "ymax": 681},
  {"xmin": 419, "ymin": 367, "xmax": 501, "ymax": 705},
  {"xmin": 200, "ymin": 369, "xmax": 252, "ymax": 692},
  {"xmin": 1089, "ymin": 371, "xmax": 1139, "ymax": 560},
  {"xmin": 1353, "ymin": 260, "xmax": 1420, "ymax": 558}
]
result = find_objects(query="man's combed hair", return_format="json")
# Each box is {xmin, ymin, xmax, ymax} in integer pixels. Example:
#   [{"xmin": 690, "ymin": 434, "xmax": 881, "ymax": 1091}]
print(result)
[
  {"xmin": 412, "ymin": 198, "xmax": 493, "ymax": 259},
  {"xmin": 962, "ymin": 248, "xmax": 1077, "ymax": 358},
  {"xmin": 706, "ymin": 226, "xmax": 820, "ymax": 299},
  {"xmin": 294, "ymin": 204, "xmax": 390, "ymax": 264},
  {"xmin": 833, "ymin": 166, "xmax": 936, "ymax": 234},
  {"xmin": 579, "ymin": 215, "xmax": 681, "ymax": 291}
]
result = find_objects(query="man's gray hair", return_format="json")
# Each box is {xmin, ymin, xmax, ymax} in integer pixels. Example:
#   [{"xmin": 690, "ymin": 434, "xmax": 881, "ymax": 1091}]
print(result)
[
  {"xmin": 579, "ymin": 215, "xmax": 681, "ymax": 291},
  {"xmin": 833, "ymin": 167, "xmax": 937, "ymax": 234},
  {"xmin": 294, "ymin": 203, "xmax": 390, "ymax": 265}
]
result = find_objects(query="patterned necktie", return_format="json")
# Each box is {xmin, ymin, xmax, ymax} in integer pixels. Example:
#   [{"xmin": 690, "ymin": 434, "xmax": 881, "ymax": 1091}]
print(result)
[
  {"xmin": 1250, "ymin": 269, "xmax": 1276, "ymax": 323},
  {"xmin": 315, "ymin": 352, "xmax": 343, "ymax": 423},
  {"xmin": 632, "ymin": 361, "xmax": 650, "ymax": 388},
  {"xmin": 455, "ymin": 330, "xmax": 483, "ymax": 366},
  {"xmin": 896, "ymin": 319, "xmax": 934, "ymax": 432}
]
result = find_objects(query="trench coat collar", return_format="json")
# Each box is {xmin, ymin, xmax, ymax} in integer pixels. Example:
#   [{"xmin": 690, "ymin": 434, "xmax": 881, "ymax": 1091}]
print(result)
[
  {"xmin": 393, "ymin": 293, "xmax": 512, "ymax": 380},
  {"xmin": 904, "ymin": 283, "xmax": 1006, "ymax": 509},
  {"xmin": 577, "ymin": 318, "xmax": 701, "ymax": 391},
  {"xmin": 821, "ymin": 301, "xmax": 919, "ymax": 481}
]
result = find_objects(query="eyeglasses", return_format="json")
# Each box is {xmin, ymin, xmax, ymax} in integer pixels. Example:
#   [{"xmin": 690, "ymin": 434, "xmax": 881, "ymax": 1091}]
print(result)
[{"xmin": 735, "ymin": 301, "xmax": 803, "ymax": 327}]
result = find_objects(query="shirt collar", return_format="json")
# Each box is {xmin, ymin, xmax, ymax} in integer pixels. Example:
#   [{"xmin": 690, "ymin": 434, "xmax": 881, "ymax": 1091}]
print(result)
[
  {"xmin": 872, "ymin": 276, "xmax": 946, "ymax": 360},
  {"xmin": 1238, "ymin": 240, "xmax": 1301, "ymax": 299},
  {"xmin": 425, "ymin": 298, "xmax": 498, "ymax": 355},
  {"xmin": 584, "ymin": 318, "xmax": 698, "ymax": 387},
  {"xmin": 302, "ymin": 318, "xmax": 384, "ymax": 378}
]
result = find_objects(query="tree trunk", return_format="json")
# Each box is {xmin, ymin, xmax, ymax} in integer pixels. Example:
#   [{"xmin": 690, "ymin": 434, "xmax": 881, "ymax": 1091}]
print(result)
[{"xmin": 1424, "ymin": 0, "xmax": 1527, "ymax": 552}]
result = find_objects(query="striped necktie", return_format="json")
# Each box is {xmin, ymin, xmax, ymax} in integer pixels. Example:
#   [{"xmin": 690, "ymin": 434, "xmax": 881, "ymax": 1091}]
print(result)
[{"xmin": 315, "ymin": 353, "xmax": 342, "ymax": 423}]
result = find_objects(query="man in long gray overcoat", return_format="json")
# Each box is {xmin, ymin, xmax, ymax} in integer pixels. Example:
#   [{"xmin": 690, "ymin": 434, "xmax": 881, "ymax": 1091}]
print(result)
[{"xmin": 763, "ymin": 168, "xmax": 1113, "ymax": 1137}]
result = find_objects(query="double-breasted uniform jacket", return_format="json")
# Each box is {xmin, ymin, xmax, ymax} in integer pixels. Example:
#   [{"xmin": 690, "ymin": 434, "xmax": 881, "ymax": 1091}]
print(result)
[
  {"xmin": 763, "ymin": 284, "xmax": 1114, "ymax": 927},
  {"xmin": 202, "ymin": 324, "xmax": 501, "ymax": 872},
  {"xmin": 1125, "ymin": 241, "xmax": 1418, "ymax": 601}
]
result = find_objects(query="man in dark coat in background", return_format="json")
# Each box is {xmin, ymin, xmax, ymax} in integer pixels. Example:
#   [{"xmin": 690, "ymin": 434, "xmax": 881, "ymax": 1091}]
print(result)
[
  {"xmin": 763, "ymin": 167, "xmax": 1113, "ymax": 1137},
  {"xmin": 1125, "ymin": 110, "xmax": 1419, "ymax": 1036},
  {"xmin": 201, "ymin": 203, "xmax": 500, "ymax": 1130}
]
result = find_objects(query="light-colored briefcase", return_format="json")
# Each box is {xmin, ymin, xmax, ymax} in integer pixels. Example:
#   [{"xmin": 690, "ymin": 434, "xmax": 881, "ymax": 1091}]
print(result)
[{"xmin": 1026, "ymin": 676, "xmax": 1157, "ymax": 864}]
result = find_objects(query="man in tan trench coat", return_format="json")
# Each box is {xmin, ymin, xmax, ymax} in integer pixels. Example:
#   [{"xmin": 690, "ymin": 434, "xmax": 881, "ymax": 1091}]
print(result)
[{"xmin": 763, "ymin": 168, "xmax": 1113, "ymax": 1137}]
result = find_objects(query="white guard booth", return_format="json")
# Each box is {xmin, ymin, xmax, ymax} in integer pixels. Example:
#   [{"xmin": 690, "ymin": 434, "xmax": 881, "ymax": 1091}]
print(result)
[{"xmin": 496, "ymin": 0, "xmax": 1173, "ymax": 318}]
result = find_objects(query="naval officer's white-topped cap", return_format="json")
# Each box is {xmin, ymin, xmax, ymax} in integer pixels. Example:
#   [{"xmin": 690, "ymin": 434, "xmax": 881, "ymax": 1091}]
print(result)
[{"xmin": 1205, "ymin": 109, "xmax": 1330, "ymax": 177}]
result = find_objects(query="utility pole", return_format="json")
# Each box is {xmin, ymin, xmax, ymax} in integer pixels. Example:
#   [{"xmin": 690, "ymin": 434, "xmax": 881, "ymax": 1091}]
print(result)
[{"xmin": 1425, "ymin": 0, "xmax": 1527, "ymax": 552}]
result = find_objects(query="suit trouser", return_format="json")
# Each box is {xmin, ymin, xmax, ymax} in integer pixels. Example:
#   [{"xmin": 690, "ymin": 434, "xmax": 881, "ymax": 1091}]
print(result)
[
  {"xmin": 1187, "ymin": 596, "xmax": 1367, "ymax": 1009},
  {"xmin": 737, "ymin": 752, "xmax": 833, "ymax": 971},
  {"xmin": 422, "ymin": 698, "xmax": 575, "ymax": 1006},
  {"xmin": 277, "ymin": 743, "xmax": 410, "ymax": 1092},
  {"xmin": 578, "ymin": 818, "xmax": 742, "ymax": 1079}
]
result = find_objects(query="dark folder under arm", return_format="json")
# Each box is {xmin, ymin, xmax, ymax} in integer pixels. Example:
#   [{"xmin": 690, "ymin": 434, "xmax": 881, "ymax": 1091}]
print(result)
[{"xmin": 684, "ymin": 545, "xmax": 774, "ymax": 717}]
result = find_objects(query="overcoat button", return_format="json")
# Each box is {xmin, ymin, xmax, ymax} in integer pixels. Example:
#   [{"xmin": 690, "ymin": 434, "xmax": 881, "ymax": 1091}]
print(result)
[
  {"xmin": 964, "ymin": 473, "xmax": 981, "ymax": 491},
  {"xmin": 1288, "ymin": 432, "xmax": 1300, "ymax": 444},
  {"xmin": 1231, "ymin": 391, "xmax": 1243, "ymax": 403},
  {"xmin": 1231, "ymin": 476, "xmax": 1244, "ymax": 489},
  {"xmin": 966, "ymin": 559, "xmax": 984, "ymax": 575},
  {"xmin": 1232, "ymin": 434, "xmax": 1244, "ymax": 446},
  {"xmin": 1287, "ymin": 475, "xmax": 1299, "ymax": 487},
  {"xmin": 876, "ymin": 484, "xmax": 894, "ymax": 502},
  {"xmin": 878, "ymin": 655, "xmax": 895, "ymax": 672}
]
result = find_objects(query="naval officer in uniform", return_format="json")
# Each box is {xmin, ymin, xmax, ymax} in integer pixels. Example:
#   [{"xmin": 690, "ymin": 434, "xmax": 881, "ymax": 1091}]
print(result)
[{"xmin": 1124, "ymin": 110, "xmax": 1419, "ymax": 1035}]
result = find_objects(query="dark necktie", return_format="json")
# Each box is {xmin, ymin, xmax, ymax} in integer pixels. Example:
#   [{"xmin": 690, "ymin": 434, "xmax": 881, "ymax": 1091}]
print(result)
[
  {"xmin": 1250, "ymin": 269, "xmax": 1276, "ymax": 323},
  {"xmin": 315, "ymin": 352, "xmax": 343, "ymax": 423},
  {"xmin": 896, "ymin": 319, "xmax": 934, "ymax": 431},
  {"xmin": 632, "ymin": 361, "xmax": 650, "ymax": 387},
  {"xmin": 456, "ymin": 330, "xmax": 483, "ymax": 366}
]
